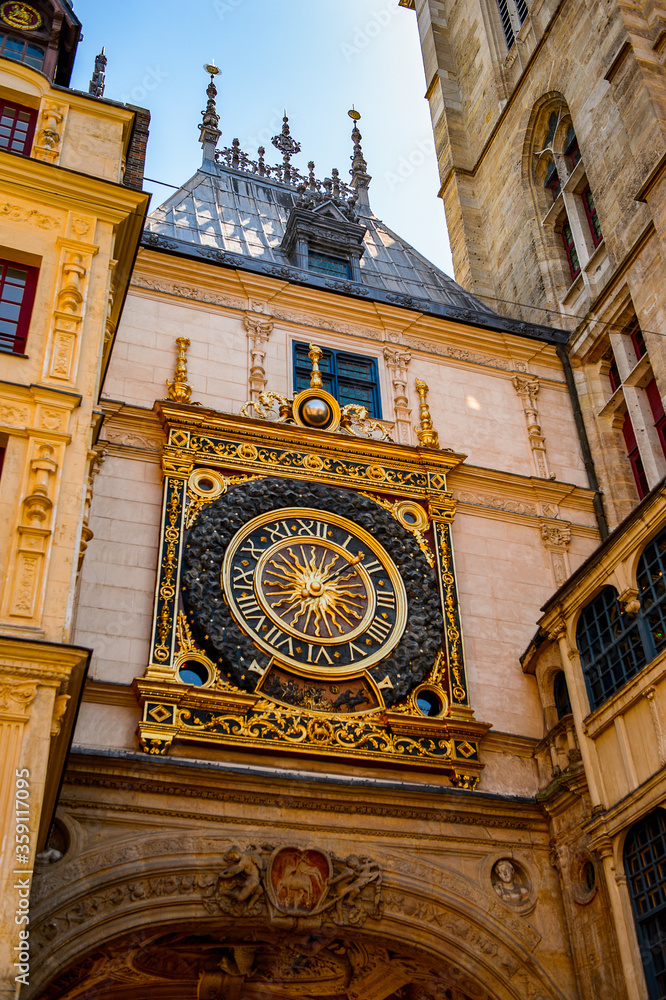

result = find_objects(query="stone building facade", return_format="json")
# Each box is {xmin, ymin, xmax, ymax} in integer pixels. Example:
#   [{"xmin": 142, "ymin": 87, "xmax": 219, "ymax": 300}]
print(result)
[
  {"xmin": 0, "ymin": 2, "xmax": 149, "ymax": 997},
  {"xmin": 404, "ymin": 0, "xmax": 666, "ymax": 997}
]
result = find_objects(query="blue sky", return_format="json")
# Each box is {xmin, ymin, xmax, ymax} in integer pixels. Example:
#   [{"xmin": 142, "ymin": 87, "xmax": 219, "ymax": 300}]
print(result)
[{"xmin": 69, "ymin": 0, "xmax": 454, "ymax": 275}]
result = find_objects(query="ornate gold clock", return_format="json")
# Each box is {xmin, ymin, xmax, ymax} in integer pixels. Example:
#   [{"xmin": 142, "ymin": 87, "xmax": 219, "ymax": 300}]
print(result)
[
  {"xmin": 136, "ymin": 351, "xmax": 490, "ymax": 786},
  {"xmin": 182, "ymin": 478, "xmax": 442, "ymax": 712},
  {"xmin": 223, "ymin": 508, "xmax": 406, "ymax": 673}
]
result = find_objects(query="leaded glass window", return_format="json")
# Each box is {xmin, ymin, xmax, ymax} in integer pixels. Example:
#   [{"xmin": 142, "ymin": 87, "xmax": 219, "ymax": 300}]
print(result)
[
  {"xmin": 625, "ymin": 810, "xmax": 666, "ymax": 1000},
  {"xmin": 576, "ymin": 586, "xmax": 647, "ymax": 711},
  {"xmin": 307, "ymin": 251, "xmax": 350, "ymax": 280},
  {"xmin": 638, "ymin": 528, "xmax": 666, "ymax": 656}
]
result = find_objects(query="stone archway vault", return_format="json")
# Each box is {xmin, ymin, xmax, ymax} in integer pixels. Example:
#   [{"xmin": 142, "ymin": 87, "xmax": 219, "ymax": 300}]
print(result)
[{"xmin": 25, "ymin": 837, "xmax": 574, "ymax": 1000}]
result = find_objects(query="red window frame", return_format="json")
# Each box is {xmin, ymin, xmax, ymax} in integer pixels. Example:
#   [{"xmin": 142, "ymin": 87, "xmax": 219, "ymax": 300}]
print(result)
[
  {"xmin": 565, "ymin": 134, "xmax": 581, "ymax": 169},
  {"xmin": 608, "ymin": 356, "xmax": 621, "ymax": 394},
  {"xmin": 646, "ymin": 378, "xmax": 666, "ymax": 460},
  {"xmin": 0, "ymin": 260, "xmax": 38, "ymax": 354},
  {"xmin": 561, "ymin": 216, "xmax": 580, "ymax": 280},
  {"xmin": 627, "ymin": 319, "xmax": 646, "ymax": 362},
  {"xmin": 582, "ymin": 184, "xmax": 603, "ymax": 247},
  {"xmin": 0, "ymin": 98, "xmax": 37, "ymax": 157},
  {"xmin": 544, "ymin": 159, "xmax": 561, "ymax": 201},
  {"xmin": 622, "ymin": 412, "xmax": 649, "ymax": 499}
]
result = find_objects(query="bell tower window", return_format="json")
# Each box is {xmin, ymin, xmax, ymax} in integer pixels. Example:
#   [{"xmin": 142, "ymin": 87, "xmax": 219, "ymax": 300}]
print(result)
[{"xmin": 496, "ymin": 0, "xmax": 530, "ymax": 50}]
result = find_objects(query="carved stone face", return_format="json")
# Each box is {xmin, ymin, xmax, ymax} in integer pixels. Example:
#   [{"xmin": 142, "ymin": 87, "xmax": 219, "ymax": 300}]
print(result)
[{"xmin": 495, "ymin": 860, "xmax": 515, "ymax": 884}]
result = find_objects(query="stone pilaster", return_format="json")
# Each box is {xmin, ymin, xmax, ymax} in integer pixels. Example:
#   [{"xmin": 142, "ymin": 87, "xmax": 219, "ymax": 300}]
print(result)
[
  {"xmin": 383, "ymin": 348, "xmax": 412, "ymax": 445},
  {"xmin": 512, "ymin": 375, "xmax": 550, "ymax": 478},
  {"xmin": 244, "ymin": 313, "xmax": 274, "ymax": 401}
]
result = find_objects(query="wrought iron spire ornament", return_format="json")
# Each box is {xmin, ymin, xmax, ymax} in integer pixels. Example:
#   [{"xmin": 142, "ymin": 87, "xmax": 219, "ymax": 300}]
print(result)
[
  {"xmin": 166, "ymin": 337, "xmax": 194, "ymax": 404},
  {"xmin": 415, "ymin": 378, "xmax": 439, "ymax": 449},
  {"xmin": 199, "ymin": 62, "xmax": 221, "ymax": 162},
  {"xmin": 271, "ymin": 114, "xmax": 301, "ymax": 184},
  {"xmin": 88, "ymin": 47, "xmax": 106, "ymax": 98},
  {"xmin": 348, "ymin": 108, "xmax": 371, "ymax": 207}
]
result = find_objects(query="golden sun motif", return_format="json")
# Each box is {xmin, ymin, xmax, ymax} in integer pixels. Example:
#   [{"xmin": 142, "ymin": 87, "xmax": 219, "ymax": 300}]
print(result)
[{"xmin": 261, "ymin": 543, "xmax": 370, "ymax": 639}]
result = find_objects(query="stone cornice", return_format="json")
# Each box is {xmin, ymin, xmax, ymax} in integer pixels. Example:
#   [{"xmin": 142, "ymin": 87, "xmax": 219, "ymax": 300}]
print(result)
[{"xmin": 64, "ymin": 748, "xmax": 548, "ymax": 833}]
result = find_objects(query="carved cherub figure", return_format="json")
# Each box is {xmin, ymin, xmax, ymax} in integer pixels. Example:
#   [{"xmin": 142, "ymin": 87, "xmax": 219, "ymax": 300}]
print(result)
[
  {"xmin": 492, "ymin": 859, "xmax": 528, "ymax": 903},
  {"xmin": 216, "ymin": 844, "xmax": 264, "ymax": 910}
]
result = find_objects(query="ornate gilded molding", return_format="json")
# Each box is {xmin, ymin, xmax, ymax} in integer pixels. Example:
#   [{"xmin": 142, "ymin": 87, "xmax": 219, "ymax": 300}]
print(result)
[
  {"xmin": 415, "ymin": 378, "xmax": 439, "ymax": 449},
  {"xmin": 166, "ymin": 337, "xmax": 194, "ymax": 403}
]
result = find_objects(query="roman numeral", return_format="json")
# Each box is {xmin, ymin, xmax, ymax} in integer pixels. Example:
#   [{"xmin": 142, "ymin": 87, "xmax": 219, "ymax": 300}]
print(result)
[
  {"xmin": 376, "ymin": 591, "xmax": 396, "ymax": 608},
  {"xmin": 366, "ymin": 616, "xmax": 392, "ymax": 643},
  {"xmin": 348, "ymin": 641, "xmax": 365, "ymax": 661},
  {"xmin": 363, "ymin": 559, "xmax": 383, "ymax": 575},
  {"xmin": 236, "ymin": 594, "xmax": 266, "ymax": 627},
  {"xmin": 294, "ymin": 519, "xmax": 328, "ymax": 538},
  {"xmin": 267, "ymin": 521, "xmax": 292, "ymax": 542},
  {"xmin": 232, "ymin": 565, "xmax": 254, "ymax": 587},
  {"xmin": 306, "ymin": 644, "xmax": 333, "ymax": 664},
  {"xmin": 240, "ymin": 539, "xmax": 264, "ymax": 559},
  {"xmin": 263, "ymin": 628, "xmax": 294, "ymax": 655}
]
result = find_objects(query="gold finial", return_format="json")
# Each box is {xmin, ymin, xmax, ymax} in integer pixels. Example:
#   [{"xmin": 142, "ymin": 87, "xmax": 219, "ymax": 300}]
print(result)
[
  {"xmin": 308, "ymin": 344, "xmax": 324, "ymax": 389},
  {"xmin": 166, "ymin": 337, "xmax": 193, "ymax": 403},
  {"xmin": 415, "ymin": 378, "xmax": 439, "ymax": 449}
]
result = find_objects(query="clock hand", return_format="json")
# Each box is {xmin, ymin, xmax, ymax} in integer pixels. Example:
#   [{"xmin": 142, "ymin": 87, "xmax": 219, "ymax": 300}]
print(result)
[{"xmin": 322, "ymin": 550, "xmax": 365, "ymax": 584}]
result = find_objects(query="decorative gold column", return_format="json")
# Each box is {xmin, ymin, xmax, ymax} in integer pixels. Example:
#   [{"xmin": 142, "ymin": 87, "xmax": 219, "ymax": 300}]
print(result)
[
  {"xmin": 415, "ymin": 378, "xmax": 439, "ymax": 448},
  {"xmin": 166, "ymin": 338, "xmax": 194, "ymax": 404}
]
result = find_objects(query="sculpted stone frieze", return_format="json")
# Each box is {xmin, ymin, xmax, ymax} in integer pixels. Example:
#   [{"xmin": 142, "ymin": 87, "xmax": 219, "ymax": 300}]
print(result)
[
  {"xmin": 403, "ymin": 336, "xmax": 530, "ymax": 375},
  {"xmin": 454, "ymin": 490, "xmax": 539, "ymax": 517}
]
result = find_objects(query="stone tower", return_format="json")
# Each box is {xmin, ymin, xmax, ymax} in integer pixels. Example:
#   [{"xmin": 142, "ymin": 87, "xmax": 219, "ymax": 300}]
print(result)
[{"xmin": 403, "ymin": 0, "xmax": 666, "ymax": 527}]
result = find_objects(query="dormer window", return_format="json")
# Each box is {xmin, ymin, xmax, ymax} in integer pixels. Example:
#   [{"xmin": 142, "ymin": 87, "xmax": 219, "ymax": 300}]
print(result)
[
  {"xmin": 0, "ymin": 31, "xmax": 44, "ymax": 69},
  {"xmin": 307, "ymin": 251, "xmax": 351, "ymax": 279}
]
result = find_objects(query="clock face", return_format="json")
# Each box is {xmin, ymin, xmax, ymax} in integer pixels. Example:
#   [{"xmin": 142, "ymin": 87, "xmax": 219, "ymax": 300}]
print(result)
[
  {"xmin": 223, "ymin": 508, "xmax": 407, "ymax": 675},
  {"xmin": 182, "ymin": 477, "xmax": 443, "ymax": 708}
]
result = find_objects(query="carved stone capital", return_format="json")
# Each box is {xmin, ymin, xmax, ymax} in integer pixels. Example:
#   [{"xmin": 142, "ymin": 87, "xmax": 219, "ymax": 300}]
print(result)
[
  {"xmin": 0, "ymin": 676, "xmax": 38, "ymax": 715},
  {"xmin": 618, "ymin": 587, "xmax": 641, "ymax": 614},
  {"xmin": 540, "ymin": 521, "xmax": 572, "ymax": 548}
]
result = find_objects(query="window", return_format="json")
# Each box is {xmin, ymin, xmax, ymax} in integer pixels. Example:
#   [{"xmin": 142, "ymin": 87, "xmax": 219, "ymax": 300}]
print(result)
[
  {"xmin": 564, "ymin": 125, "xmax": 581, "ymax": 170},
  {"xmin": 576, "ymin": 586, "xmax": 647, "ymax": 711},
  {"xmin": 307, "ymin": 251, "xmax": 351, "ymax": 280},
  {"xmin": 496, "ymin": 0, "xmax": 529, "ymax": 49},
  {"xmin": 582, "ymin": 185, "xmax": 603, "ymax": 247},
  {"xmin": 0, "ymin": 32, "xmax": 45, "ymax": 71},
  {"xmin": 637, "ymin": 527, "xmax": 666, "ymax": 657},
  {"xmin": 0, "ymin": 260, "xmax": 38, "ymax": 354},
  {"xmin": 647, "ymin": 380, "xmax": 666, "ymax": 460},
  {"xmin": 608, "ymin": 356, "xmax": 621, "ymax": 394},
  {"xmin": 624, "ymin": 810, "xmax": 666, "ymax": 1000},
  {"xmin": 553, "ymin": 671, "xmax": 572, "ymax": 720},
  {"xmin": 623, "ymin": 413, "xmax": 649, "ymax": 499},
  {"xmin": 562, "ymin": 218, "xmax": 580, "ymax": 280},
  {"xmin": 0, "ymin": 99, "xmax": 37, "ymax": 157},
  {"xmin": 630, "ymin": 319, "xmax": 647, "ymax": 361},
  {"xmin": 544, "ymin": 158, "xmax": 561, "ymax": 201},
  {"xmin": 293, "ymin": 343, "xmax": 381, "ymax": 418}
]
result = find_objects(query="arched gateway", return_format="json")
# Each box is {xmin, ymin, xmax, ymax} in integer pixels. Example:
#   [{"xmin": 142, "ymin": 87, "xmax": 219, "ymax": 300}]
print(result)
[{"xmin": 27, "ymin": 833, "xmax": 565, "ymax": 1000}]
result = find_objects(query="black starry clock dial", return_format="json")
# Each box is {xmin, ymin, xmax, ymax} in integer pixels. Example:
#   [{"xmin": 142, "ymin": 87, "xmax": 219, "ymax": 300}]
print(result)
[
  {"xmin": 181, "ymin": 478, "xmax": 443, "ymax": 707},
  {"xmin": 223, "ymin": 509, "xmax": 407, "ymax": 674}
]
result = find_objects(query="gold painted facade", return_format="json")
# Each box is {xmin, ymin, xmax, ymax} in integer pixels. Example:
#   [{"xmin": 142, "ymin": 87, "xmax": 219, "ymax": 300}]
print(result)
[{"xmin": 0, "ymin": 49, "xmax": 148, "ymax": 1000}]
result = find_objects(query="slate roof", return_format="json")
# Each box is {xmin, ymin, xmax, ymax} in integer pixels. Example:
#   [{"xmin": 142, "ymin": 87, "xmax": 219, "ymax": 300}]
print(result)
[{"xmin": 142, "ymin": 160, "xmax": 567, "ymax": 344}]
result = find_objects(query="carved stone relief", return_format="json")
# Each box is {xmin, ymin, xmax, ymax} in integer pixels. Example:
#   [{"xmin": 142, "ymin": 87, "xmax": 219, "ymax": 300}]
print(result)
[
  {"xmin": 33, "ymin": 100, "xmax": 68, "ymax": 164},
  {"xmin": 490, "ymin": 859, "xmax": 531, "ymax": 906},
  {"xmin": 539, "ymin": 520, "xmax": 572, "ymax": 587},
  {"xmin": 244, "ymin": 312, "xmax": 274, "ymax": 400},
  {"xmin": 383, "ymin": 348, "xmax": 412, "ymax": 445},
  {"xmin": 512, "ymin": 375, "xmax": 550, "ymax": 478}
]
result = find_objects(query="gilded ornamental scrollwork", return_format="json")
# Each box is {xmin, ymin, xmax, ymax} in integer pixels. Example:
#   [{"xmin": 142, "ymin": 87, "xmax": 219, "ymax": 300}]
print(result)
[{"xmin": 140, "ymin": 398, "xmax": 487, "ymax": 784}]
